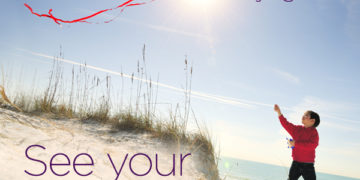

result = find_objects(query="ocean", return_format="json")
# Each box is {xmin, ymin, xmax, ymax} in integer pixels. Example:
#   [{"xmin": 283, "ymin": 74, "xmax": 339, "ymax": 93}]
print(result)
[{"xmin": 218, "ymin": 157, "xmax": 359, "ymax": 180}]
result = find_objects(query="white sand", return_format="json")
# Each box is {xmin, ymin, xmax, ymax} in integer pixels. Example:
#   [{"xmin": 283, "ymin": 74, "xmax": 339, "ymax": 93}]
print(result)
[{"xmin": 0, "ymin": 108, "xmax": 207, "ymax": 180}]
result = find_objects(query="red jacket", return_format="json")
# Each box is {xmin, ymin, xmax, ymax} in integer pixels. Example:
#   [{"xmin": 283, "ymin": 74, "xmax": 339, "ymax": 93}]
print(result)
[{"xmin": 279, "ymin": 115, "xmax": 319, "ymax": 163}]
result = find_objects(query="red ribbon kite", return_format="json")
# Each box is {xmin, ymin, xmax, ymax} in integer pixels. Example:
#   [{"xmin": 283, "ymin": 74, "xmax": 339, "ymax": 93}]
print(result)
[{"xmin": 24, "ymin": 0, "xmax": 154, "ymax": 25}]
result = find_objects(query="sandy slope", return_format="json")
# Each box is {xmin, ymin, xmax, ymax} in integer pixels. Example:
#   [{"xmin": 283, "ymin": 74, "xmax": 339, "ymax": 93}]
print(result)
[{"xmin": 0, "ymin": 108, "xmax": 206, "ymax": 180}]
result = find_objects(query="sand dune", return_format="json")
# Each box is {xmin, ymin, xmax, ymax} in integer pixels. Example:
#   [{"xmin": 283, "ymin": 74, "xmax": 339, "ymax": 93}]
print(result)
[{"xmin": 0, "ymin": 108, "xmax": 207, "ymax": 180}]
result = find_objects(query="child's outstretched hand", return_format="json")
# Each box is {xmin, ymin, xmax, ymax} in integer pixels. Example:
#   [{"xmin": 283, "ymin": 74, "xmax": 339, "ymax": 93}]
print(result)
[{"xmin": 274, "ymin": 104, "xmax": 282, "ymax": 116}]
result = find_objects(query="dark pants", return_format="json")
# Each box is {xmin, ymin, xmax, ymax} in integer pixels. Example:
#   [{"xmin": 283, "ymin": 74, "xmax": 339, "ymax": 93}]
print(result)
[{"xmin": 288, "ymin": 161, "xmax": 316, "ymax": 180}]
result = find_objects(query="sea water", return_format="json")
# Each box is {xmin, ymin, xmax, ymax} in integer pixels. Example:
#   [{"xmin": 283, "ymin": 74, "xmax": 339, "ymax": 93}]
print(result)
[{"xmin": 218, "ymin": 156, "xmax": 359, "ymax": 180}]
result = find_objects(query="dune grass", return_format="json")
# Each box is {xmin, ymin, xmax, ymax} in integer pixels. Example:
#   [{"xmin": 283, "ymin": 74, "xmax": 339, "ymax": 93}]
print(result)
[{"xmin": 0, "ymin": 46, "xmax": 220, "ymax": 179}]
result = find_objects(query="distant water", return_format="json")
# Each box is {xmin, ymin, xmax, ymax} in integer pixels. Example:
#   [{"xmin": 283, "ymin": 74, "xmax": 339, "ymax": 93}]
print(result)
[{"xmin": 218, "ymin": 156, "xmax": 359, "ymax": 180}]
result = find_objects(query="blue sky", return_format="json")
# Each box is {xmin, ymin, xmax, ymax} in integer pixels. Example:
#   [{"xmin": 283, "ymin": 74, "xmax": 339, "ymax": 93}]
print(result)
[{"xmin": 1, "ymin": 0, "xmax": 360, "ymax": 178}]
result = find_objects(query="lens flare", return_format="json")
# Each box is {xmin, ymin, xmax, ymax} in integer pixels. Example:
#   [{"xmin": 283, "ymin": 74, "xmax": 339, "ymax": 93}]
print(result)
[{"xmin": 224, "ymin": 161, "xmax": 230, "ymax": 169}]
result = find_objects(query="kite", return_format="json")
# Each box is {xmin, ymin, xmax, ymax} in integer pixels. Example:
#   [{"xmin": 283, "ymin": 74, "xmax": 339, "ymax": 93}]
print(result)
[{"xmin": 24, "ymin": 0, "xmax": 155, "ymax": 25}]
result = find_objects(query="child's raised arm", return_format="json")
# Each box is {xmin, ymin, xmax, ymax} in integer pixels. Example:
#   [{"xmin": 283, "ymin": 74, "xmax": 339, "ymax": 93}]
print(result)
[{"xmin": 274, "ymin": 104, "xmax": 296, "ymax": 137}]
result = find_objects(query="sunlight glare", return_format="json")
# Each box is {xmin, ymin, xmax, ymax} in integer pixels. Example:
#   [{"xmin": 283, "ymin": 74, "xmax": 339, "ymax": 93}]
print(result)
[{"xmin": 185, "ymin": 0, "xmax": 217, "ymax": 8}]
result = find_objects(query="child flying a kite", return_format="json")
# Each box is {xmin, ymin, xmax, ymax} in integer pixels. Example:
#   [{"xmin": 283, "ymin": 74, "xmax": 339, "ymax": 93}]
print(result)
[{"xmin": 274, "ymin": 104, "xmax": 320, "ymax": 180}]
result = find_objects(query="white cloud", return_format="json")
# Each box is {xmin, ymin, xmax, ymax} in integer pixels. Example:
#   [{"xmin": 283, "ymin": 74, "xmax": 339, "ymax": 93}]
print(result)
[
  {"xmin": 271, "ymin": 68, "xmax": 300, "ymax": 85},
  {"xmin": 80, "ymin": 9, "xmax": 215, "ymax": 43},
  {"xmin": 287, "ymin": 96, "xmax": 360, "ymax": 130},
  {"xmin": 18, "ymin": 48, "xmax": 256, "ymax": 108}
]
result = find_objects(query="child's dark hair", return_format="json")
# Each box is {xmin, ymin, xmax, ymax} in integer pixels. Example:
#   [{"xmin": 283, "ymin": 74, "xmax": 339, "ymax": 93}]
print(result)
[{"xmin": 307, "ymin": 110, "xmax": 320, "ymax": 127}]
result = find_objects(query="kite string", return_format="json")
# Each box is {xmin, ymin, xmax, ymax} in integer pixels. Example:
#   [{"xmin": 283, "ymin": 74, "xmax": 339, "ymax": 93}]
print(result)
[{"xmin": 104, "ymin": 0, "xmax": 156, "ymax": 24}]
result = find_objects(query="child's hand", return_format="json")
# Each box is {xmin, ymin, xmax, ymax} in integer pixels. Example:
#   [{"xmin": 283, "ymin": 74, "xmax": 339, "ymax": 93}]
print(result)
[
  {"xmin": 274, "ymin": 104, "xmax": 282, "ymax": 116},
  {"xmin": 288, "ymin": 139, "xmax": 295, "ymax": 147}
]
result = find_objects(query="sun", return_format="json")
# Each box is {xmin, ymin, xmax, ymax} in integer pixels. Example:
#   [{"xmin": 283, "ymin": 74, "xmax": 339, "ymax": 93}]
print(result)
[
  {"xmin": 190, "ymin": 0, "xmax": 214, "ymax": 5},
  {"xmin": 185, "ymin": 0, "xmax": 217, "ymax": 9}
]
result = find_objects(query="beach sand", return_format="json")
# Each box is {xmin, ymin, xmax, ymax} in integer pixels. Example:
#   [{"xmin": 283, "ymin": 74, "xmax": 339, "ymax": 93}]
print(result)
[{"xmin": 0, "ymin": 108, "xmax": 207, "ymax": 180}]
